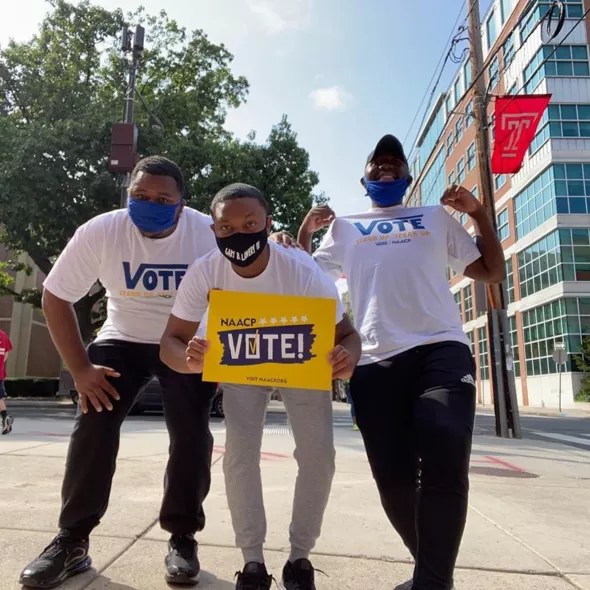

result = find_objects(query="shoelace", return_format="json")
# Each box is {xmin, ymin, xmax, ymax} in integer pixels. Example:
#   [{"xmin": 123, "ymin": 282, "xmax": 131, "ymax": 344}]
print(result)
[{"xmin": 39, "ymin": 535, "xmax": 83, "ymax": 560}]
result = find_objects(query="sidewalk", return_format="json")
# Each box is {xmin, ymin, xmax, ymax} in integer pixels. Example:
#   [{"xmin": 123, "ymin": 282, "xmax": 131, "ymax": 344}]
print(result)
[
  {"xmin": 1, "ymin": 406, "xmax": 589, "ymax": 589},
  {"xmin": 7, "ymin": 397, "xmax": 590, "ymax": 417}
]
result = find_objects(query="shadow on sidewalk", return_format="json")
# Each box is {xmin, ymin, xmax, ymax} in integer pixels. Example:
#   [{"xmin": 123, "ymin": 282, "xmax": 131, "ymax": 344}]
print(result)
[{"xmin": 88, "ymin": 571, "xmax": 235, "ymax": 589}]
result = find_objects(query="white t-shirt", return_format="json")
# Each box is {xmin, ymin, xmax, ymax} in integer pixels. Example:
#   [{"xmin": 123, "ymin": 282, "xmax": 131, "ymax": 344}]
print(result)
[
  {"xmin": 43, "ymin": 207, "xmax": 216, "ymax": 344},
  {"xmin": 313, "ymin": 205, "xmax": 482, "ymax": 365},
  {"xmin": 172, "ymin": 240, "xmax": 346, "ymax": 327}
]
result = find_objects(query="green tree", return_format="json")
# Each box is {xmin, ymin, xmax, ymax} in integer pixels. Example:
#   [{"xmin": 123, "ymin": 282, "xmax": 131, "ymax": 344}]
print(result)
[
  {"xmin": 574, "ymin": 337, "xmax": 590, "ymax": 401},
  {"xmin": 0, "ymin": 0, "xmax": 324, "ymax": 342}
]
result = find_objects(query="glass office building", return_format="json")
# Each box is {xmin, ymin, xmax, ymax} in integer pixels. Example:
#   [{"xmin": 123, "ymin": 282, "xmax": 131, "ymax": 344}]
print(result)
[{"xmin": 408, "ymin": 0, "xmax": 590, "ymax": 407}]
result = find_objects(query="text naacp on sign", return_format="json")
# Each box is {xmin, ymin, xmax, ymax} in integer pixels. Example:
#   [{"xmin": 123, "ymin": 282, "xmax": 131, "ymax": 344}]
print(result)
[{"xmin": 203, "ymin": 290, "xmax": 337, "ymax": 390}]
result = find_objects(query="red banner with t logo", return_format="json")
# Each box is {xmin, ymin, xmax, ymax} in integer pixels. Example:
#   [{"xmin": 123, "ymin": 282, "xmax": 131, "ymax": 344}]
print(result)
[{"xmin": 491, "ymin": 94, "xmax": 552, "ymax": 174}]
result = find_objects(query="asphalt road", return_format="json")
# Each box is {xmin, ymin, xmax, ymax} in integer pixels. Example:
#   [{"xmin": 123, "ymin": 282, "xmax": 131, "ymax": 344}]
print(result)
[{"xmin": 5, "ymin": 401, "xmax": 589, "ymax": 451}]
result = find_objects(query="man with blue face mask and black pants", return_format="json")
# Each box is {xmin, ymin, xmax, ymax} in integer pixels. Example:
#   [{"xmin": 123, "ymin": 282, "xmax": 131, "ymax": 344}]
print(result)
[
  {"xmin": 19, "ymin": 156, "xmax": 296, "ymax": 589},
  {"xmin": 298, "ymin": 135, "xmax": 506, "ymax": 590}
]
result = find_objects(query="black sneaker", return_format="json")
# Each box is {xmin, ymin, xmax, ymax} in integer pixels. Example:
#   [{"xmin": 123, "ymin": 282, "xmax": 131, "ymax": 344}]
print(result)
[
  {"xmin": 19, "ymin": 534, "xmax": 91, "ymax": 588},
  {"xmin": 235, "ymin": 562, "xmax": 273, "ymax": 590},
  {"xmin": 282, "ymin": 558, "xmax": 317, "ymax": 590},
  {"xmin": 2, "ymin": 415, "xmax": 14, "ymax": 435},
  {"xmin": 165, "ymin": 534, "xmax": 200, "ymax": 585}
]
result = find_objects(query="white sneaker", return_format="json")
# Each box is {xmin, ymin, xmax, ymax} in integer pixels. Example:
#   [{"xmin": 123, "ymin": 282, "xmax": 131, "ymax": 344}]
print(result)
[{"xmin": 2, "ymin": 415, "xmax": 14, "ymax": 435}]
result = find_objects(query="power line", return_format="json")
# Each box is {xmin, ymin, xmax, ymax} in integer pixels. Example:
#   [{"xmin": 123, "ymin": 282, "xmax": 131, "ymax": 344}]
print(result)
[
  {"xmin": 403, "ymin": 1, "xmax": 468, "ymax": 154},
  {"xmin": 408, "ymin": 0, "xmax": 576, "ymax": 202},
  {"xmin": 489, "ymin": 0, "xmax": 566, "ymax": 98}
]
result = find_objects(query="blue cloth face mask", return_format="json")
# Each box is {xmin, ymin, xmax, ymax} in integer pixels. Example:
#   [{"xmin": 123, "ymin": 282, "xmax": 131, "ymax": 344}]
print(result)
[
  {"xmin": 364, "ymin": 177, "xmax": 409, "ymax": 207},
  {"xmin": 128, "ymin": 197, "xmax": 182, "ymax": 234}
]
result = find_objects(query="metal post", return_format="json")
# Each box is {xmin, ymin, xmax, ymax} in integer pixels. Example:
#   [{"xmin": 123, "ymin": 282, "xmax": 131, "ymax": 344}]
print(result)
[
  {"xmin": 558, "ymin": 361, "xmax": 562, "ymax": 414},
  {"xmin": 119, "ymin": 26, "xmax": 144, "ymax": 209}
]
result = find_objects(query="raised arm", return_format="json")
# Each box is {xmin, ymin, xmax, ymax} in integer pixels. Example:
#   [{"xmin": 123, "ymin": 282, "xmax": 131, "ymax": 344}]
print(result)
[
  {"xmin": 297, "ymin": 205, "xmax": 336, "ymax": 255},
  {"xmin": 441, "ymin": 185, "xmax": 506, "ymax": 284}
]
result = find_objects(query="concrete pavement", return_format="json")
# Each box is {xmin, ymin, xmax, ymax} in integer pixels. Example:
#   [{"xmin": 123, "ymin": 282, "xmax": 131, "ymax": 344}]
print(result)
[{"xmin": 1, "ymin": 404, "xmax": 589, "ymax": 590}]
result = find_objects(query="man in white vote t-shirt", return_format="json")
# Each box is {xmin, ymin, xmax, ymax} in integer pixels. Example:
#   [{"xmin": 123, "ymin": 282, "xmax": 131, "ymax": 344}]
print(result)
[
  {"xmin": 160, "ymin": 183, "xmax": 361, "ymax": 590},
  {"xmin": 298, "ymin": 135, "xmax": 506, "ymax": 590},
  {"xmin": 19, "ymin": 157, "xmax": 296, "ymax": 589}
]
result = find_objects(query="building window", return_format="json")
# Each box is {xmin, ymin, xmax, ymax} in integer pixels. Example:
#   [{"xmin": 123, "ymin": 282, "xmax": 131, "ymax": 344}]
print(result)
[
  {"xmin": 467, "ymin": 142, "xmax": 476, "ymax": 171},
  {"xmin": 521, "ymin": 1, "xmax": 584, "ymax": 44},
  {"xmin": 486, "ymin": 10, "xmax": 498, "ymax": 51},
  {"xmin": 558, "ymin": 228, "xmax": 590, "ymax": 282},
  {"xmin": 489, "ymin": 113, "xmax": 496, "ymax": 144},
  {"xmin": 466, "ymin": 100, "xmax": 474, "ymax": 128},
  {"xmin": 524, "ymin": 45, "xmax": 590, "ymax": 94},
  {"xmin": 522, "ymin": 297, "xmax": 590, "ymax": 375},
  {"xmin": 454, "ymin": 78, "xmax": 463, "ymax": 105},
  {"xmin": 418, "ymin": 103, "xmax": 446, "ymax": 169},
  {"xmin": 454, "ymin": 291, "xmax": 463, "ymax": 320},
  {"xmin": 500, "ymin": 0, "xmax": 513, "ymax": 25},
  {"xmin": 514, "ymin": 166, "xmax": 557, "ymax": 239},
  {"xmin": 516, "ymin": 228, "xmax": 590, "ymax": 298},
  {"xmin": 503, "ymin": 32, "xmax": 515, "ymax": 68},
  {"xmin": 455, "ymin": 118, "xmax": 464, "ymax": 143},
  {"xmin": 464, "ymin": 284, "xmax": 473, "ymax": 322},
  {"xmin": 554, "ymin": 163, "xmax": 590, "ymax": 214},
  {"xmin": 509, "ymin": 315, "xmax": 521, "ymax": 377},
  {"xmin": 497, "ymin": 208, "xmax": 510, "ymax": 241},
  {"xmin": 420, "ymin": 148, "xmax": 447, "ymax": 208},
  {"xmin": 466, "ymin": 330, "xmax": 475, "ymax": 355},
  {"xmin": 488, "ymin": 55, "xmax": 500, "ymax": 89},
  {"xmin": 464, "ymin": 61, "xmax": 472, "ymax": 90},
  {"xmin": 457, "ymin": 158, "xmax": 466, "ymax": 184},
  {"xmin": 494, "ymin": 174, "xmax": 507, "ymax": 191},
  {"xmin": 530, "ymin": 104, "xmax": 590, "ymax": 155},
  {"xmin": 518, "ymin": 230, "xmax": 562, "ymax": 298},
  {"xmin": 448, "ymin": 171, "xmax": 456, "ymax": 186},
  {"xmin": 446, "ymin": 133, "xmax": 455, "ymax": 157},
  {"xmin": 478, "ymin": 326, "xmax": 490, "ymax": 380},
  {"xmin": 506, "ymin": 257, "xmax": 516, "ymax": 304},
  {"xmin": 446, "ymin": 93, "xmax": 454, "ymax": 117}
]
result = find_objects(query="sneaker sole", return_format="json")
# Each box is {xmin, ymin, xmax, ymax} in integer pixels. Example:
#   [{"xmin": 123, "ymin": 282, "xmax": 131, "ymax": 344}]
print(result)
[
  {"xmin": 165, "ymin": 570, "xmax": 200, "ymax": 586},
  {"xmin": 20, "ymin": 556, "xmax": 92, "ymax": 589},
  {"xmin": 2, "ymin": 417, "xmax": 13, "ymax": 435}
]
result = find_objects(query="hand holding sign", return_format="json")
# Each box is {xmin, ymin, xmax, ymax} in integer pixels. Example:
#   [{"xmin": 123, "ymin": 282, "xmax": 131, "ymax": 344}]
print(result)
[
  {"xmin": 186, "ymin": 337, "xmax": 209, "ymax": 374},
  {"xmin": 329, "ymin": 345, "xmax": 355, "ymax": 380}
]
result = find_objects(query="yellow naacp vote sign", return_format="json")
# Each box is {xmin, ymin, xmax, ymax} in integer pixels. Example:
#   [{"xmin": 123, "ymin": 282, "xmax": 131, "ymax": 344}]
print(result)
[{"xmin": 203, "ymin": 290, "xmax": 336, "ymax": 391}]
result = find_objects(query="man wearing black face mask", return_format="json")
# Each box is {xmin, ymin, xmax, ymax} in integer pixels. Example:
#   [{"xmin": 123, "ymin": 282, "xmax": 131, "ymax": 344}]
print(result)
[
  {"xmin": 160, "ymin": 183, "xmax": 361, "ymax": 590},
  {"xmin": 297, "ymin": 135, "xmax": 506, "ymax": 590},
  {"xmin": 20, "ymin": 158, "xmax": 298, "ymax": 589}
]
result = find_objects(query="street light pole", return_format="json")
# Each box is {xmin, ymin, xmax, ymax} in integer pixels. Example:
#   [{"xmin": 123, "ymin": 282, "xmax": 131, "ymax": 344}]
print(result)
[
  {"xmin": 118, "ymin": 25, "xmax": 144, "ymax": 208},
  {"xmin": 466, "ymin": 0, "xmax": 522, "ymax": 439}
]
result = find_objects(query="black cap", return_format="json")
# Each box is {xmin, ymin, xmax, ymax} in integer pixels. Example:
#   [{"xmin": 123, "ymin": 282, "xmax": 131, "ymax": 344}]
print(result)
[{"xmin": 366, "ymin": 135, "xmax": 408, "ymax": 168}]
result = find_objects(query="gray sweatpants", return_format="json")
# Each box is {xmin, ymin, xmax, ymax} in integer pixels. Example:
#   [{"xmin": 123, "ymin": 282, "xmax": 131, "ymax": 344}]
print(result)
[{"xmin": 222, "ymin": 384, "xmax": 335, "ymax": 563}]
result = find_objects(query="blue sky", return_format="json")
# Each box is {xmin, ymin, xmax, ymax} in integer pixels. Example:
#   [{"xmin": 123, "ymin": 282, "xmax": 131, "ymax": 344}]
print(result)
[{"xmin": 1, "ymin": 0, "xmax": 493, "ymax": 215}]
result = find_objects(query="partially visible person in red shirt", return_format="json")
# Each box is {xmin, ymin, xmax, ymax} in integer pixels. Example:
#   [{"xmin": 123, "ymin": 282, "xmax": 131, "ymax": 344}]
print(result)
[{"xmin": 0, "ymin": 328, "xmax": 14, "ymax": 435}]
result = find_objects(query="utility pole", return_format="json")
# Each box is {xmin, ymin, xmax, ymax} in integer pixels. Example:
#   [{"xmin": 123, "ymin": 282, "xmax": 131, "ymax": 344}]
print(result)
[
  {"xmin": 110, "ymin": 25, "xmax": 144, "ymax": 208},
  {"xmin": 467, "ymin": 0, "xmax": 522, "ymax": 439}
]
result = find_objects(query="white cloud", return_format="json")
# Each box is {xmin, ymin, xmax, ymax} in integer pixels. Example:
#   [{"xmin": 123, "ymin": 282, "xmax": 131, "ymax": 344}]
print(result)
[
  {"xmin": 309, "ymin": 86, "xmax": 354, "ymax": 112},
  {"xmin": 247, "ymin": 0, "xmax": 311, "ymax": 35}
]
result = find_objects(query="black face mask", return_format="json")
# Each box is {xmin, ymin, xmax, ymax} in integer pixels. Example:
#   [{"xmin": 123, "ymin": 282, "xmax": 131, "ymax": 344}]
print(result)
[{"xmin": 216, "ymin": 229, "xmax": 269, "ymax": 267}]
